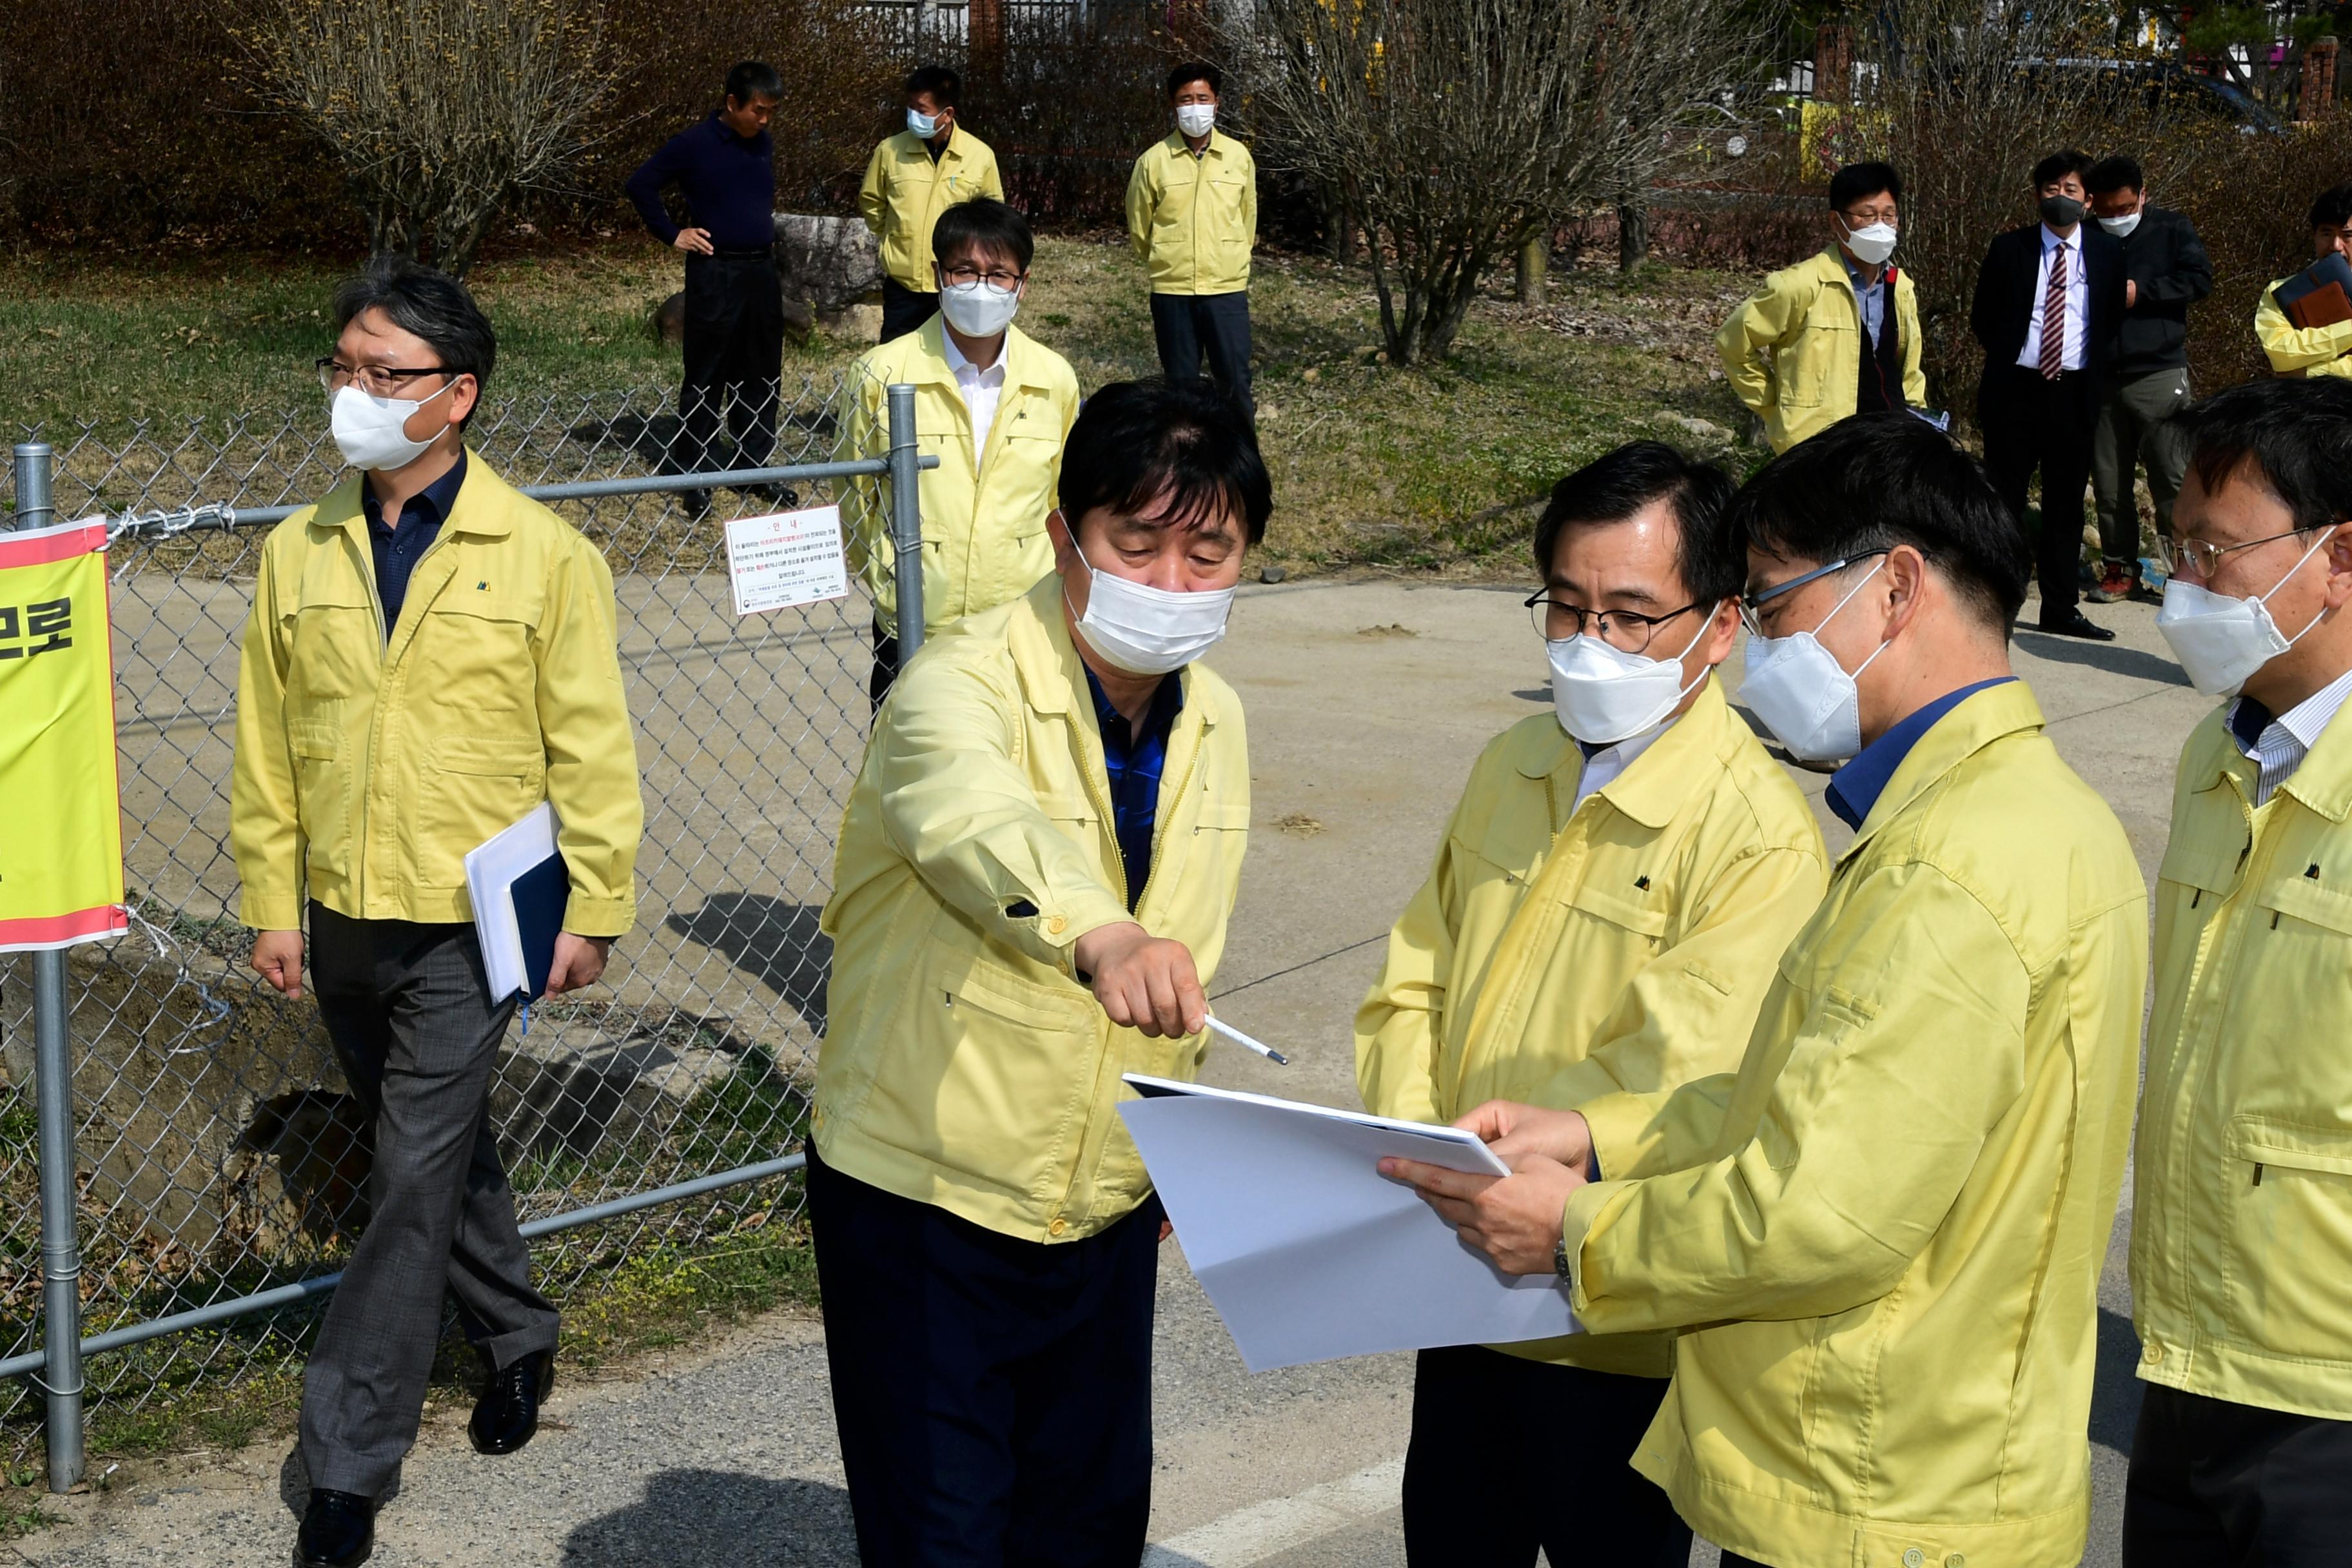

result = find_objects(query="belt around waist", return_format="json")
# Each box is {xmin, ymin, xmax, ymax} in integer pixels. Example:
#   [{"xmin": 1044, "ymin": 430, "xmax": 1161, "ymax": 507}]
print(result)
[{"xmin": 709, "ymin": 246, "xmax": 774, "ymax": 260}]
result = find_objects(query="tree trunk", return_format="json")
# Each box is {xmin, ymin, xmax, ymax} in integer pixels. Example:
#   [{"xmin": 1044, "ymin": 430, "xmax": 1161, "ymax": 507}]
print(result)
[
  {"xmin": 1617, "ymin": 199, "xmax": 1649, "ymax": 272},
  {"xmin": 1515, "ymin": 233, "xmax": 1548, "ymax": 306},
  {"xmin": 1326, "ymin": 186, "xmax": 1357, "ymax": 263}
]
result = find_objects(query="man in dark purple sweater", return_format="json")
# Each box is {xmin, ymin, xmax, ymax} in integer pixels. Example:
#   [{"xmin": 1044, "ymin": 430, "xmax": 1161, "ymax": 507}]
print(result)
[{"xmin": 625, "ymin": 61, "xmax": 784, "ymax": 517}]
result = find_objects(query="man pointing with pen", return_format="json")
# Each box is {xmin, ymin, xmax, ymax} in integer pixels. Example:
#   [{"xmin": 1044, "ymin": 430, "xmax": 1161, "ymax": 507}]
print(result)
[{"xmin": 807, "ymin": 377, "xmax": 1271, "ymax": 1568}]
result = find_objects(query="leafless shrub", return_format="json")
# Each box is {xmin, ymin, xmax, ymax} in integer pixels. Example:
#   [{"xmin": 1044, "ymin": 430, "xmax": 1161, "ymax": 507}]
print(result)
[
  {"xmin": 246, "ymin": 0, "xmax": 625, "ymax": 277},
  {"xmin": 1231, "ymin": 0, "xmax": 1774, "ymax": 366}
]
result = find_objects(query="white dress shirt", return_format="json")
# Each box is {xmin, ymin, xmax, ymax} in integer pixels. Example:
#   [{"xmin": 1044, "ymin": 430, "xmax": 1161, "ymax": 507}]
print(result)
[
  {"xmin": 2017, "ymin": 224, "xmax": 2090, "ymax": 372},
  {"xmin": 1571, "ymin": 713, "xmax": 1675, "ymax": 812},
  {"xmin": 2228, "ymin": 666, "xmax": 2352, "ymax": 806},
  {"xmin": 941, "ymin": 329, "xmax": 1008, "ymax": 462}
]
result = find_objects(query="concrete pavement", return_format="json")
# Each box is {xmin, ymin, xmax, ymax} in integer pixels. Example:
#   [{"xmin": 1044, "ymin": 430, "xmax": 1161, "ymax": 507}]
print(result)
[{"xmin": 14, "ymin": 578, "xmax": 2198, "ymax": 1567}]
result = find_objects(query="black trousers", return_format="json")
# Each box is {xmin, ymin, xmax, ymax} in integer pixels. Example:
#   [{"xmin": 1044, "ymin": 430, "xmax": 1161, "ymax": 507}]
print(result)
[
  {"xmin": 869, "ymin": 618, "xmax": 900, "ymax": 715},
  {"xmin": 1150, "ymin": 291, "xmax": 1255, "ymax": 421},
  {"xmin": 1979, "ymin": 363, "xmax": 2097, "ymax": 624},
  {"xmin": 2121, "ymin": 1382, "xmax": 2352, "ymax": 1566},
  {"xmin": 881, "ymin": 277, "xmax": 940, "ymax": 343},
  {"xmin": 1401, "ymin": 1344, "xmax": 1690, "ymax": 1568},
  {"xmin": 299, "ymin": 904, "xmax": 556, "ymax": 1498},
  {"xmin": 678, "ymin": 251, "xmax": 784, "ymax": 479},
  {"xmin": 806, "ymin": 1148, "xmax": 1164, "ymax": 1568}
]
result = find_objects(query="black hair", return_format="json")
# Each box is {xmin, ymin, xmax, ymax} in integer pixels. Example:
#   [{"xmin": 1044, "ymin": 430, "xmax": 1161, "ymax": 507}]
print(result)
[
  {"xmin": 1827, "ymin": 161, "xmax": 1901, "ymax": 213},
  {"xmin": 1059, "ymin": 378, "xmax": 1273, "ymax": 547},
  {"xmin": 2085, "ymin": 153, "xmax": 2144, "ymax": 197},
  {"xmin": 725, "ymin": 60, "xmax": 782, "ymax": 105},
  {"xmin": 2176, "ymin": 378, "xmax": 2352, "ymax": 536},
  {"xmin": 1531, "ymin": 442, "xmax": 1741, "ymax": 604},
  {"xmin": 331, "ymin": 258, "xmax": 495, "ymax": 424},
  {"xmin": 2309, "ymin": 180, "xmax": 2352, "ymax": 231},
  {"xmin": 905, "ymin": 64, "xmax": 961, "ymax": 109},
  {"xmin": 931, "ymin": 197, "xmax": 1034, "ymax": 275},
  {"xmin": 2031, "ymin": 148, "xmax": 2095, "ymax": 190},
  {"xmin": 1725, "ymin": 412, "xmax": 2029, "ymax": 632},
  {"xmin": 1168, "ymin": 61, "xmax": 1222, "ymax": 99}
]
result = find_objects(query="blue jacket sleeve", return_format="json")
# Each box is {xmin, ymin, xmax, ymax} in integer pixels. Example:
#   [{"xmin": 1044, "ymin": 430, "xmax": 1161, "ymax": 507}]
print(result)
[{"xmin": 625, "ymin": 133, "xmax": 687, "ymax": 245}]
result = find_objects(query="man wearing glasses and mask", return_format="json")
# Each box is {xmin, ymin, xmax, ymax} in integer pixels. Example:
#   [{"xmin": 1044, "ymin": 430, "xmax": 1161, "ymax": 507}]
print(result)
[
  {"xmin": 1355, "ymin": 441, "xmax": 1826, "ymax": 1566},
  {"xmin": 839, "ymin": 197, "xmax": 1079, "ymax": 707},
  {"xmin": 233, "ymin": 260, "xmax": 643, "ymax": 1568},
  {"xmin": 1386, "ymin": 413, "xmax": 2145, "ymax": 1568}
]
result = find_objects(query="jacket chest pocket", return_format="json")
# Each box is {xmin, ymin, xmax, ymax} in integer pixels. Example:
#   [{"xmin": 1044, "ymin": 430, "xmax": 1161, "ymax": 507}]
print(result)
[
  {"xmin": 1781, "ymin": 304, "xmax": 1853, "ymax": 407},
  {"xmin": 409, "ymin": 596, "xmax": 540, "ymax": 716},
  {"xmin": 1561, "ymin": 881, "xmax": 1671, "ymax": 944},
  {"xmin": 2220, "ymin": 1115, "xmax": 2352, "ymax": 1365},
  {"xmin": 1208, "ymin": 175, "xmax": 1250, "ymax": 237},
  {"xmin": 2224, "ymin": 872, "xmax": 2352, "ymax": 1112},
  {"xmin": 284, "ymin": 598, "xmax": 379, "ymax": 702},
  {"xmin": 419, "ymin": 734, "xmax": 547, "ymax": 890}
]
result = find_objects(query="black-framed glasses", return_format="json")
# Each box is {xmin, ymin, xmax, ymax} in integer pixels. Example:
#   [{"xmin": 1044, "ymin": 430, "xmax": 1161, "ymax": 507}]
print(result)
[
  {"xmin": 315, "ymin": 357, "xmax": 453, "ymax": 397},
  {"xmin": 2156, "ymin": 527, "xmax": 2326, "ymax": 580},
  {"xmin": 1524, "ymin": 591, "xmax": 1705, "ymax": 652},
  {"xmin": 939, "ymin": 262, "xmax": 1024, "ymax": 289},
  {"xmin": 1740, "ymin": 549, "xmax": 1888, "ymax": 634}
]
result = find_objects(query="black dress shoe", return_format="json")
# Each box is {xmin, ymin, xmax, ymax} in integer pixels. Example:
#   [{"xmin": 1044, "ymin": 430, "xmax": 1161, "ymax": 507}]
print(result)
[
  {"xmin": 296, "ymin": 1488, "xmax": 374, "ymax": 1568},
  {"xmin": 469, "ymin": 1348, "xmax": 554, "ymax": 1456},
  {"xmin": 2038, "ymin": 609, "xmax": 2117, "ymax": 642}
]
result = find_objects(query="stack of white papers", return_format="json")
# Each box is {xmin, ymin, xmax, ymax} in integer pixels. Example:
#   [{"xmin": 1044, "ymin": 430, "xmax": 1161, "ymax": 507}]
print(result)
[
  {"xmin": 462, "ymin": 801, "xmax": 563, "ymax": 1004},
  {"xmin": 1119, "ymin": 1075, "xmax": 1579, "ymax": 1371}
]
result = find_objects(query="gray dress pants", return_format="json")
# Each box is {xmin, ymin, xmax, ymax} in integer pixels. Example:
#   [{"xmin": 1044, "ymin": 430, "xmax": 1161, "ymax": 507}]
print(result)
[{"xmin": 299, "ymin": 903, "xmax": 558, "ymax": 1498}]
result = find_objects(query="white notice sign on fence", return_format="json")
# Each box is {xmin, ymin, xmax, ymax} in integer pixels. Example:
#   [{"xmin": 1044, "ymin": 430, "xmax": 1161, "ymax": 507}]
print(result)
[{"xmin": 723, "ymin": 505, "xmax": 850, "ymax": 617}]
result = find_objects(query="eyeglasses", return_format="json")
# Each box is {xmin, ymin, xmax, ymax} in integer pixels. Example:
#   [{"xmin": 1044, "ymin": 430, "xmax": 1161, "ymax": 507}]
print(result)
[
  {"xmin": 1739, "ymin": 549, "xmax": 1888, "ymax": 635},
  {"xmin": 2155, "ymin": 527, "xmax": 2325, "ymax": 580},
  {"xmin": 315, "ymin": 358, "xmax": 454, "ymax": 397},
  {"xmin": 939, "ymin": 263, "xmax": 1024, "ymax": 289},
  {"xmin": 1524, "ymin": 591, "xmax": 1705, "ymax": 652}
]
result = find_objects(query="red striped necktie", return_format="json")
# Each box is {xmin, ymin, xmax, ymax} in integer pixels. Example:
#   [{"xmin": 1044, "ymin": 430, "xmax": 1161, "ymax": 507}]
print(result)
[{"xmin": 2040, "ymin": 242, "xmax": 2068, "ymax": 380}]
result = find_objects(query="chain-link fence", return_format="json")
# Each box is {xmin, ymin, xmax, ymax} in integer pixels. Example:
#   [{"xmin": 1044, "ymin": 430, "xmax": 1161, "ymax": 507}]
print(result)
[{"xmin": 0, "ymin": 364, "xmax": 930, "ymax": 1484}]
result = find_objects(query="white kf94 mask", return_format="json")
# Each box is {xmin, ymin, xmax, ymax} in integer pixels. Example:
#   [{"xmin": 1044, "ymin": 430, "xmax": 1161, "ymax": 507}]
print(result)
[
  {"xmin": 1057, "ymin": 516, "xmax": 1236, "ymax": 676},
  {"xmin": 330, "ymin": 379, "xmax": 457, "ymax": 473},
  {"xmin": 2155, "ymin": 531, "xmax": 2333, "ymax": 697},
  {"xmin": 1546, "ymin": 615, "xmax": 1711, "ymax": 746},
  {"xmin": 1738, "ymin": 561, "xmax": 1890, "ymax": 763}
]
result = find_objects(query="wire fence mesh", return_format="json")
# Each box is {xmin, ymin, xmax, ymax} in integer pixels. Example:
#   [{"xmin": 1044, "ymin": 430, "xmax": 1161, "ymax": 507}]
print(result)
[{"xmin": 0, "ymin": 362, "xmax": 904, "ymax": 1471}]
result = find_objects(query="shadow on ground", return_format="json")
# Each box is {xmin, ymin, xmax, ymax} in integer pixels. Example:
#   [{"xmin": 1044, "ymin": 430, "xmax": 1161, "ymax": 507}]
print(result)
[
  {"xmin": 2014, "ymin": 629, "xmax": 2191, "ymax": 689},
  {"xmin": 562, "ymin": 1469, "xmax": 858, "ymax": 1566},
  {"xmin": 665, "ymin": 895, "xmax": 832, "ymax": 1034}
]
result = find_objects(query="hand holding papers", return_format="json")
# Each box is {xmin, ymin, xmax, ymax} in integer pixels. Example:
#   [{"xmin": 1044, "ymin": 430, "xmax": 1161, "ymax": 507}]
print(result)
[
  {"xmin": 1118, "ymin": 1077, "xmax": 1577, "ymax": 1371},
  {"xmin": 464, "ymin": 802, "xmax": 568, "ymax": 1006}
]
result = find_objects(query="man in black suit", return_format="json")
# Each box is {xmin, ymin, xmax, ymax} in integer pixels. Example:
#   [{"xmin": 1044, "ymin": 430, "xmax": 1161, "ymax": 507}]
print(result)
[{"xmin": 1971, "ymin": 148, "xmax": 2127, "ymax": 642}]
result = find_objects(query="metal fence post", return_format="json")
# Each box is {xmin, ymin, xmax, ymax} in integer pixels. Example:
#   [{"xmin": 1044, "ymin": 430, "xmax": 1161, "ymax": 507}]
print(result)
[
  {"xmin": 885, "ymin": 384, "xmax": 926, "ymax": 663},
  {"xmin": 11, "ymin": 441, "xmax": 84, "ymax": 1493}
]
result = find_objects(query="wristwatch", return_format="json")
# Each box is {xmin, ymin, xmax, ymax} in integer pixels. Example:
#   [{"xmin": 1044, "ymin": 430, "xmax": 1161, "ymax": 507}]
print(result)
[{"xmin": 1553, "ymin": 1235, "xmax": 1574, "ymax": 1284}]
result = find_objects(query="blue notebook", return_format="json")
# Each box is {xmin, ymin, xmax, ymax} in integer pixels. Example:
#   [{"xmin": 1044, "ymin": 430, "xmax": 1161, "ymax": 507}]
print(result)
[{"xmin": 463, "ymin": 802, "xmax": 569, "ymax": 1006}]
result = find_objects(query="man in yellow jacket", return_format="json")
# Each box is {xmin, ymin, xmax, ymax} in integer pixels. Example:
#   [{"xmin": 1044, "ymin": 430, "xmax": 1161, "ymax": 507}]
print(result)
[
  {"xmin": 1126, "ymin": 61, "xmax": 1257, "ymax": 419},
  {"xmin": 1357, "ymin": 441, "xmax": 1827, "ymax": 1566},
  {"xmin": 2255, "ymin": 179, "xmax": 2352, "ymax": 381},
  {"xmin": 231, "ymin": 261, "xmax": 643, "ymax": 1568},
  {"xmin": 1718, "ymin": 162, "xmax": 1927, "ymax": 453},
  {"xmin": 839, "ymin": 198, "xmax": 1080, "ymax": 707},
  {"xmin": 2130, "ymin": 377, "xmax": 2352, "ymax": 1562},
  {"xmin": 859, "ymin": 63, "xmax": 1005, "ymax": 343},
  {"xmin": 1389, "ymin": 413, "xmax": 2146, "ymax": 1568},
  {"xmin": 810, "ymin": 377, "xmax": 1270, "ymax": 1568}
]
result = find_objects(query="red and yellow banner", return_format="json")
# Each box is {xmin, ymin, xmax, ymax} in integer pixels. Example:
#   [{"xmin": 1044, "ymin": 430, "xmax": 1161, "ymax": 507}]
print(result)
[{"xmin": 0, "ymin": 518, "xmax": 126, "ymax": 950}]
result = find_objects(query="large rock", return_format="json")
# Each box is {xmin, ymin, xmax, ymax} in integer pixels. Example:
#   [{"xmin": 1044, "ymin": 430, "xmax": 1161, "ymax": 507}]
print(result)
[{"xmin": 649, "ymin": 214, "xmax": 883, "ymax": 347}]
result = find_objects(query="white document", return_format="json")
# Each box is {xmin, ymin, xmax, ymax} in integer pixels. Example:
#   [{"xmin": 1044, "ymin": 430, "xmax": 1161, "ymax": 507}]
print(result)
[
  {"xmin": 462, "ymin": 801, "xmax": 558, "ymax": 1003},
  {"xmin": 1119, "ymin": 1075, "xmax": 1579, "ymax": 1372},
  {"xmin": 723, "ymin": 504, "xmax": 850, "ymax": 617}
]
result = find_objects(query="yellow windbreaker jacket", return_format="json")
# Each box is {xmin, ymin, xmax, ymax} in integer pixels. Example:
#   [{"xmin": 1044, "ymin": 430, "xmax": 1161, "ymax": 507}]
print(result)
[
  {"xmin": 1562, "ymin": 681, "xmax": 2146, "ymax": 1568},
  {"xmin": 2135, "ymin": 701, "xmax": 2352, "ymax": 1419},
  {"xmin": 2255, "ymin": 275, "xmax": 2352, "ymax": 379},
  {"xmin": 838, "ymin": 317, "xmax": 1082, "ymax": 630},
  {"xmin": 858, "ymin": 128, "xmax": 1007, "ymax": 292},
  {"xmin": 231, "ymin": 457, "xmax": 643, "ymax": 936},
  {"xmin": 1716, "ymin": 247, "xmax": 1928, "ymax": 453},
  {"xmin": 812, "ymin": 577, "xmax": 1251, "ymax": 1242},
  {"xmin": 1355, "ymin": 680, "xmax": 1827, "ymax": 1377},
  {"xmin": 1124, "ymin": 131, "xmax": 1257, "ymax": 296}
]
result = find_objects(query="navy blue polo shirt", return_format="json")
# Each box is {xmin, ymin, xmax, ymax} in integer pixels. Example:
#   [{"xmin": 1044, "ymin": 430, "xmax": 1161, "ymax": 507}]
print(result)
[
  {"xmin": 1084, "ymin": 667, "xmax": 1185, "ymax": 910},
  {"xmin": 362, "ymin": 451, "xmax": 465, "ymax": 638}
]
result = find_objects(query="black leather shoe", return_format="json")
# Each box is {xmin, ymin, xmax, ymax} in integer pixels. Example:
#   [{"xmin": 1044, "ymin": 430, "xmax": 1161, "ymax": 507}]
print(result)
[
  {"xmin": 469, "ymin": 1348, "xmax": 554, "ymax": 1456},
  {"xmin": 2038, "ymin": 609, "xmax": 2117, "ymax": 642},
  {"xmin": 295, "ymin": 1488, "xmax": 374, "ymax": 1568}
]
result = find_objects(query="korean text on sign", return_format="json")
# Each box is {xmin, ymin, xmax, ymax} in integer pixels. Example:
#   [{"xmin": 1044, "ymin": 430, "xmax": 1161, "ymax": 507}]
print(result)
[{"xmin": 724, "ymin": 504, "xmax": 852, "ymax": 618}]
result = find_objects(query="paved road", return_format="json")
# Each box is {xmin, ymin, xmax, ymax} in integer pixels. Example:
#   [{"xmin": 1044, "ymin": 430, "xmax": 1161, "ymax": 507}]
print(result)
[{"xmin": 14, "ymin": 578, "xmax": 2197, "ymax": 1567}]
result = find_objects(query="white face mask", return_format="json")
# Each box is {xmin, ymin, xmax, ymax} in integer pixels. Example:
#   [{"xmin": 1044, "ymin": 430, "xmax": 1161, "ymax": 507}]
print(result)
[
  {"xmin": 1547, "ymin": 614, "xmax": 1711, "ymax": 747},
  {"xmin": 329, "ymin": 379, "xmax": 458, "ymax": 473},
  {"xmin": 1840, "ymin": 217, "xmax": 1899, "ymax": 267},
  {"xmin": 907, "ymin": 108, "xmax": 940, "ymax": 138},
  {"xmin": 1175, "ymin": 103, "xmax": 1216, "ymax": 139},
  {"xmin": 938, "ymin": 275, "xmax": 1022, "ymax": 337},
  {"xmin": 2154, "ymin": 533, "xmax": 2331, "ymax": 697},
  {"xmin": 1739, "ymin": 562, "xmax": 1892, "ymax": 763},
  {"xmin": 2097, "ymin": 210, "xmax": 2142, "ymax": 239},
  {"xmin": 1056, "ymin": 514, "xmax": 1236, "ymax": 676}
]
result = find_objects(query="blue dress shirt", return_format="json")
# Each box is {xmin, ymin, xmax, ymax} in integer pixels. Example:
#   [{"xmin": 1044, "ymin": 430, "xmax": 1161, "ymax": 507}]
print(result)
[
  {"xmin": 1085, "ymin": 667, "xmax": 1185, "ymax": 910},
  {"xmin": 1825, "ymin": 677, "xmax": 2015, "ymax": 830},
  {"xmin": 362, "ymin": 451, "xmax": 466, "ymax": 640}
]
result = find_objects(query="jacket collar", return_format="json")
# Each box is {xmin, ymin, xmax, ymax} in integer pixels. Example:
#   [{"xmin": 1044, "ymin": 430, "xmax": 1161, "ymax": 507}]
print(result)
[
  {"xmin": 1843, "ymin": 678, "xmax": 2047, "ymax": 856},
  {"xmin": 2196, "ymin": 682, "xmax": 2352, "ymax": 823},
  {"xmin": 315, "ymin": 446, "xmax": 516, "ymax": 547},
  {"xmin": 1511, "ymin": 673, "xmax": 1735, "ymax": 830},
  {"xmin": 901, "ymin": 316, "xmax": 1059, "ymax": 396},
  {"xmin": 1161, "ymin": 128, "xmax": 1233, "ymax": 160}
]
